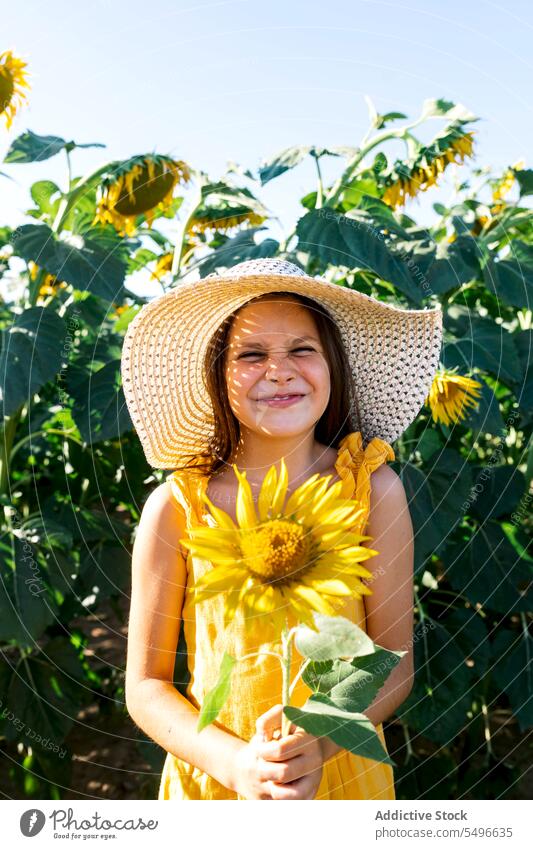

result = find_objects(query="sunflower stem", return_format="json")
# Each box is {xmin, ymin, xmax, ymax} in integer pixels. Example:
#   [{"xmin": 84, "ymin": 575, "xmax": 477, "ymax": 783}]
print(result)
[
  {"xmin": 281, "ymin": 620, "xmax": 295, "ymax": 737},
  {"xmin": 288, "ymin": 657, "xmax": 311, "ymax": 700}
]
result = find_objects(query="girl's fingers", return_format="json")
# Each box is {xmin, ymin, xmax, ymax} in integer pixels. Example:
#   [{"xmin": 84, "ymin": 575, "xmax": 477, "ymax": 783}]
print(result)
[
  {"xmin": 257, "ymin": 730, "xmax": 314, "ymax": 762},
  {"xmin": 255, "ymin": 703, "xmax": 295, "ymax": 741},
  {"xmin": 268, "ymin": 774, "xmax": 315, "ymax": 801}
]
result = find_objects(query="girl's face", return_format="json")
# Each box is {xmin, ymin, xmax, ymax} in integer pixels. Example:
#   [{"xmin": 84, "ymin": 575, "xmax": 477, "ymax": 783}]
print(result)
[{"xmin": 224, "ymin": 296, "xmax": 331, "ymax": 439}]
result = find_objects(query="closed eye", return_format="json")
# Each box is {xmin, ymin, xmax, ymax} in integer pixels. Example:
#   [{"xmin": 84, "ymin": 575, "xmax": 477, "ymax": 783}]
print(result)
[{"xmin": 237, "ymin": 346, "xmax": 316, "ymax": 360}]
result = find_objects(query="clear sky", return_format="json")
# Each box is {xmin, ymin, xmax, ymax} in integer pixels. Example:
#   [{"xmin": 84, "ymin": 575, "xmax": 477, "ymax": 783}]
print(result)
[{"xmin": 1, "ymin": 0, "xmax": 532, "ymax": 296}]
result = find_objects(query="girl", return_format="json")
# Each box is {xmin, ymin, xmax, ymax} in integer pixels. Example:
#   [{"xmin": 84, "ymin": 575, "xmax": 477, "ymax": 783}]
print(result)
[{"xmin": 121, "ymin": 258, "xmax": 442, "ymax": 800}]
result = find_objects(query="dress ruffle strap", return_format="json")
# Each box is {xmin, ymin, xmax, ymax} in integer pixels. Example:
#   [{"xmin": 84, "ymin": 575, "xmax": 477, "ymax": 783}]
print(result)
[{"xmin": 335, "ymin": 431, "xmax": 395, "ymax": 534}]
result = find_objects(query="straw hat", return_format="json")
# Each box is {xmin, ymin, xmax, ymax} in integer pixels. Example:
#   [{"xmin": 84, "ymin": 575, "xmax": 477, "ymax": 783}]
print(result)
[{"xmin": 121, "ymin": 257, "xmax": 443, "ymax": 468}]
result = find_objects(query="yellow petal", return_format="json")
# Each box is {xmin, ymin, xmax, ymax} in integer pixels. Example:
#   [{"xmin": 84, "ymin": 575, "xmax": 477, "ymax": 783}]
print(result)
[
  {"xmin": 302, "ymin": 577, "xmax": 352, "ymax": 596},
  {"xmin": 200, "ymin": 491, "xmax": 237, "ymax": 530},
  {"xmin": 233, "ymin": 465, "xmax": 258, "ymax": 529},
  {"xmin": 271, "ymin": 456, "xmax": 289, "ymax": 516},
  {"xmin": 284, "ymin": 473, "xmax": 321, "ymax": 515},
  {"xmin": 292, "ymin": 583, "xmax": 338, "ymax": 616},
  {"xmin": 180, "ymin": 541, "xmax": 241, "ymax": 564},
  {"xmin": 257, "ymin": 464, "xmax": 279, "ymax": 521}
]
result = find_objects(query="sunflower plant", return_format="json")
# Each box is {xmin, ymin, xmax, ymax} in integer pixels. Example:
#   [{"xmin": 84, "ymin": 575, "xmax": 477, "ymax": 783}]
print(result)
[{"xmin": 180, "ymin": 459, "xmax": 405, "ymax": 764}]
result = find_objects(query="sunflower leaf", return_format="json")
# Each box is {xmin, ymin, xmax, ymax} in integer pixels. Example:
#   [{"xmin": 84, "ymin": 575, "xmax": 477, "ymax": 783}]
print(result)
[
  {"xmin": 197, "ymin": 652, "xmax": 237, "ymax": 732},
  {"xmin": 302, "ymin": 646, "xmax": 405, "ymax": 713},
  {"xmin": 283, "ymin": 693, "xmax": 396, "ymax": 766},
  {"xmin": 294, "ymin": 613, "xmax": 375, "ymax": 661}
]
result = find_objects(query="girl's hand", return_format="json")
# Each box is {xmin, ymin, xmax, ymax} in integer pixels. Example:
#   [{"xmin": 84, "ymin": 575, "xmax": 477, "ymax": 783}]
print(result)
[
  {"xmin": 232, "ymin": 730, "xmax": 280, "ymax": 799},
  {"xmin": 254, "ymin": 703, "xmax": 325, "ymax": 800}
]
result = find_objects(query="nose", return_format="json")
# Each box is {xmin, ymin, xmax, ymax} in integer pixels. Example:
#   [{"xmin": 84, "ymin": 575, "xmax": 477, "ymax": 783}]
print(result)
[{"xmin": 264, "ymin": 351, "xmax": 297, "ymax": 382}]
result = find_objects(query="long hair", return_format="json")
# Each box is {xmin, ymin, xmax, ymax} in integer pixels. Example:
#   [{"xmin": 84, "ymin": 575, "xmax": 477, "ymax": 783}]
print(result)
[{"xmin": 176, "ymin": 291, "xmax": 363, "ymax": 477}]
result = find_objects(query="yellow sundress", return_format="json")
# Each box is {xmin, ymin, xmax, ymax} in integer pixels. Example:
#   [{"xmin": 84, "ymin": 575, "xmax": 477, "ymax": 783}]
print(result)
[{"xmin": 158, "ymin": 430, "xmax": 397, "ymax": 800}]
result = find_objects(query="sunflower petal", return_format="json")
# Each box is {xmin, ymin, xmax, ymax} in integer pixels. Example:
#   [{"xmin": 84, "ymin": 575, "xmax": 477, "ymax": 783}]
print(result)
[
  {"xmin": 233, "ymin": 465, "xmax": 258, "ymax": 529},
  {"xmin": 200, "ymin": 492, "xmax": 237, "ymax": 530},
  {"xmin": 271, "ymin": 457, "xmax": 289, "ymax": 516},
  {"xmin": 284, "ymin": 474, "xmax": 321, "ymax": 515},
  {"xmin": 292, "ymin": 583, "xmax": 338, "ymax": 616},
  {"xmin": 257, "ymin": 464, "xmax": 279, "ymax": 521},
  {"xmin": 302, "ymin": 577, "xmax": 353, "ymax": 596},
  {"xmin": 180, "ymin": 542, "xmax": 241, "ymax": 565}
]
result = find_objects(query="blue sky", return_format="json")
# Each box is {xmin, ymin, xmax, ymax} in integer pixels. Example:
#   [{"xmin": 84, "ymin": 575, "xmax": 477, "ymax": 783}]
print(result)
[{"xmin": 1, "ymin": 0, "xmax": 532, "ymax": 296}]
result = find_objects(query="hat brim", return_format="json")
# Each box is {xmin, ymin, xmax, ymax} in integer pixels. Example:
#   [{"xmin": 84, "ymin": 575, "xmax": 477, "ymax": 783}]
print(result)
[{"xmin": 121, "ymin": 271, "xmax": 443, "ymax": 468}]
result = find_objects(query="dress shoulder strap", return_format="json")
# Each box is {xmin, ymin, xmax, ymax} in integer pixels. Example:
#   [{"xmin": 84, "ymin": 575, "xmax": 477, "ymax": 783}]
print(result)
[{"xmin": 334, "ymin": 431, "xmax": 395, "ymax": 534}]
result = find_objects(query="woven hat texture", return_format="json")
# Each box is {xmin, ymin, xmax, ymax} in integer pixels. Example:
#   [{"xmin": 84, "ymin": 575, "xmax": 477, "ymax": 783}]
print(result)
[{"xmin": 121, "ymin": 258, "xmax": 443, "ymax": 468}]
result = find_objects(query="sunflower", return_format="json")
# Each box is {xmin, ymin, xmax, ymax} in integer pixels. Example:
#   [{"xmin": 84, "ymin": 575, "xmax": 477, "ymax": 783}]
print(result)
[
  {"xmin": 28, "ymin": 262, "xmax": 67, "ymax": 299},
  {"xmin": 93, "ymin": 154, "xmax": 191, "ymax": 236},
  {"xmin": 150, "ymin": 252, "xmax": 174, "ymax": 281},
  {"xmin": 425, "ymin": 367, "xmax": 482, "ymax": 426},
  {"xmin": 383, "ymin": 128, "xmax": 475, "ymax": 208},
  {"xmin": 0, "ymin": 50, "xmax": 30, "ymax": 130},
  {"xmin": 180, "ymin": 459, "xmax": 377, "ymax": 639},
  {"xmin": 187, "ymin": 208, "xmax": 266, "ymax": 238}
]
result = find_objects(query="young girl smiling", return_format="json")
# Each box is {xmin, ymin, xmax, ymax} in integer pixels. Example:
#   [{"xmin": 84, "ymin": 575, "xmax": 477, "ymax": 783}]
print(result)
[{"xmin": 121, "ymin": 258, "xmax": 442, "ymax": 800}]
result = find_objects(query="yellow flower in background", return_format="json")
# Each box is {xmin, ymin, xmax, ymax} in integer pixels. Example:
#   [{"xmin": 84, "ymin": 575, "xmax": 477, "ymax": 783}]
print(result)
[
  {"xmin": 425, "ymin": 368, "xmax": 483, "ymax": 426},
  {"xmin": 181, "ymin": 459, "xmax": 377, "ymax": 638},
  {"xmin": 187, "ymin": 209, "xmax": 266, "ymax": 238},
  {"xmin": 383, "ymin": 130, "xmax": 475, "ymax": 208},
  {"xmin": 150, "ymin": 252, "xmax": 174, "ymax": 281},
  {"xmin": 491, "ymin": 160, "xmax": 525, "ymax": 206},
  {"xmin": 93, "ymin": 154, "xmax": 191, "ymax": 236},
  {"xmin": 112, "ymin": 303, "xmax": 129, "ymax": 317},
  {"xmin": 0, "ymin": 50, "xmax": 30, "ymax": 129},
  {"xmin": 29, "ymin": 262, "xmax": 67, "ymax": 299}
]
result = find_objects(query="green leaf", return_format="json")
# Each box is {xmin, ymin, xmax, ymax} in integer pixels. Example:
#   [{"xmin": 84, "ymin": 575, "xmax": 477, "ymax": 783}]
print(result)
[
  {"xmin": 197, "ymin": 652, "xmax": 237, "ymax": 731},
  {"xmin": 375, "ymin": 112, "xmax": 408, "ymax": 129},
  {"xmin": 79, "ymin": 543, "xmax": 131, "ymax": 600},
  {"xmin": 12, "ymin": 224, "xmax": 126, "ymax": 303},
  {"xmin": 469, "ymin": 464, "xmax": 526, "ymax": 521},
  {"xmin": 295, "ymin": 209, "xmax": 429, "ymax": 303},
  {"xmin": 284, "ymin": 693, "xmax": 396, "ymax": 765},
  {"xmin": 0, "ymin": 307, "xmax": 67, "ymax": 417},
  {"xmin": 442, "ymin": 316, "xmax": 522, "ymax": 385},
  {"xmin": 443, "ymin": 607, "xmax": 490, "ymax": 681},
  {"xmin": 29, "ymin": 180, "xmax": 62, "ymax": 218},
  {"xmin": 513, "ymin": 169, "xmax": 533, "ymax": 197},
  {"xmin": 483, "ymin": 246, "xmax": 533, "ymax": 309},
  {"xmin": 445, "ymin": 521, "xmax": 532, "ymax": 614},
  {"xmin": 423, "ymin": 447, "xmax": 474, "ymax": 538},
  {"xmin": 66, "ymin": 359, "xmax": 132, "ymax": 442},
  {"xmin": 395, "ymin": 620, "xmax": 472, "ymax": 744},
  {"xmin": 259, "ymin": 146, "xmax": 312, "ymax": 184},
  {"xmin": 196, "ymin": 228, "xmax": 279, "ymax": 278},
  {"xmin": 426, "ymin": 236, "xmax": 481, "ymax": 293},
  {"xmin": 458, "ymin": 377, "xmax": 505, "ymax": 439},
  {"xmin": 4, "ymin": 129, "xmax": 105, "ymax": 164},
  {"xmin": 303, "ymin": 646, "xmax": 404, "ymax": 713},
  {"xmin": 0, "ymin": 536, "xmax": 56, "ymax": 647},
  {"xmin": 421, "ymin": 99, "xmax": 476, "ymax": 122},
  {"xmin": 294, "ymin": 613, "xmax": 375, "ymax": 661},
  {"xmin": 396, "ymin": 461, "xmax": 446, "ymax": 572},
  {"xmin": 491, "ymin": 628, "xmax": 533, "ymax": 732},
  {"xmin": 2, "ymin": 652, "xmax": 84, "ymax": 748}
]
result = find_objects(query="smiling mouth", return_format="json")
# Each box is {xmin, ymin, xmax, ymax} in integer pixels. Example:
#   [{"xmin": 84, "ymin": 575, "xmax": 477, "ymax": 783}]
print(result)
[{"xmin": 255, "ymin": 393, "xmax": 306, "ymax": 406}]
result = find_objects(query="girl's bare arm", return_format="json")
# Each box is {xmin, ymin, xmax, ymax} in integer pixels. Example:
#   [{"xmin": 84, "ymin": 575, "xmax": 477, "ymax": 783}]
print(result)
[
  {"xmin": 360, "ymin": 463, "xmax": 415, "ymax": 725},
  {"xmin": 125, "ymin": 482, "xmax": 245, "ymax": 792}
]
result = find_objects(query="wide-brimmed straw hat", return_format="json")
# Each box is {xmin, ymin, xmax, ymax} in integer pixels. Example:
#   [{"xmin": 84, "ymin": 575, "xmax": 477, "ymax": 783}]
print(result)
[{"xmin": 121, "ymin": 257, "xmax": 443, "ymax": 469}]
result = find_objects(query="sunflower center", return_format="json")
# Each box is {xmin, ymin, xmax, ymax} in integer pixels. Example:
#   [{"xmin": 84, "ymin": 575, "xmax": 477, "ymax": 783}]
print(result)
[
  {"xmin": 0, "ymin": 72, "xmax": 14, "ymax": 108},
  {"xmin": 114, "ymin": 164, "xmax": 176, "ymax": 215},
  {"xmin": 241, "ymin": 519, "xmax": 311, "ymax": 584}
]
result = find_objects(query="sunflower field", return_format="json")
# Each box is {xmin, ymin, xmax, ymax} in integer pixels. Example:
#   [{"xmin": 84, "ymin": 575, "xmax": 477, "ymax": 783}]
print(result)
[{"xmin": 0, "ymin": 48, "xmax": 532, "ymax": 800}]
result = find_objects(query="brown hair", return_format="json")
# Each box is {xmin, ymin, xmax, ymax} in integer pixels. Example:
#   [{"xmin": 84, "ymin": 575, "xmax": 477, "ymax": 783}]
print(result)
[{"xmin": 177, "ymin": 292, "xmax": 362, "ymax": 477}]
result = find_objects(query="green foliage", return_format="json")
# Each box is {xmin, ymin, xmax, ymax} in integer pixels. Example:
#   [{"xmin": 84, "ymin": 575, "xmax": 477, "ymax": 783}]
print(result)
[{"xmin": 0, "ymin": 96, "xmax": 532, "ymax": 799}]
